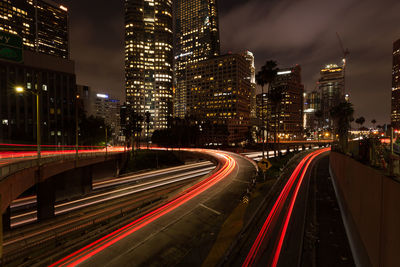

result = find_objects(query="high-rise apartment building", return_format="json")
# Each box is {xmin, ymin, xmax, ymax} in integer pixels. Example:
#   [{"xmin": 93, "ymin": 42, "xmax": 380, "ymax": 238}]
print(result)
[
  {"xmin": 268, "ymin": 66, "xmax": 304, "ymax": 138},
  {"xmin": 174, "ymin": 0, "xmax": 220, "ymax": 118},
  {"xmin": 0, "ymin": 0, "xmax": 69, "ymax": 59},
  {"xmin": 391, "ymin": 39, "xmax": 400, "ymax": 129},
  {"xmin": 318, "ymin": 64, "xmax": 344, "ymax": 128},
  {"xmin": 125, "ymin": 0, "xmax": 173, "ymax": 134},
  {"xmin": 186, "ymin": 53, "xmax": 251, "ymax": 144}
]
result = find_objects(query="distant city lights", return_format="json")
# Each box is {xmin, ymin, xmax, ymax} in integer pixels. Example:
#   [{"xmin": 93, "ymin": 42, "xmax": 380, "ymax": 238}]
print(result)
[{"xmin": 96, "ymin": 93, "xmax": 109, "ymax": 99}]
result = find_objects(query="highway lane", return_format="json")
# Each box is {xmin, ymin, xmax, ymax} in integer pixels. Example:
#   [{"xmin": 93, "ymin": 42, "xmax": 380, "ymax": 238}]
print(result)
[
  {"xmin": 241, "ymin": 148, "xmax": 330, "ymax": 267},
  {"xmin": 10, "ymin": 161, "xmax": 215, "ymax": 227},
  {"xmin": 49, "ymin": 149, "xmax": 257, "ymax": 267},
  {"xmin": 10, "ymin": 150, "xmax": 274, "ymax": 228}
]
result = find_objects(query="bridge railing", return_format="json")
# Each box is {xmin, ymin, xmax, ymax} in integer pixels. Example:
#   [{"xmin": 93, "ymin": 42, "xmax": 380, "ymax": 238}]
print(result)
[{"xmin": 0, "ymin": 150, "xmax": 126, "ymax": 181}]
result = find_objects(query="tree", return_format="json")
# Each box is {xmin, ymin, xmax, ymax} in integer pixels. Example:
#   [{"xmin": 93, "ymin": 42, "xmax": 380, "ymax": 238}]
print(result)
[
  {"xmin": 355, "ymin": 116, "xmax": 365, "ymax": 139},
  {"xmin": 256, "ymin": 60, "xmax": 279, "ymax": 158},
  {"xmin": 121, "ymin": 105, "xmax": 143, "ymax": 152},
  {"xmin": 330, "ymin": 102, "xmax": 354, "ymax": 152},
  {"xmin": 371, "ymin": 119, "xmax": 377, "ymax": 129},
  {"xmin": 79, "ymin": 115, "xmax": 110, "ymax": 146},
  {"xmin": 355, "ymin": 116, "xmax": 365, "ymax": 129},
  {"xmin": 315, "ymin": 109, "xmax": 323, "ymax": 129}
]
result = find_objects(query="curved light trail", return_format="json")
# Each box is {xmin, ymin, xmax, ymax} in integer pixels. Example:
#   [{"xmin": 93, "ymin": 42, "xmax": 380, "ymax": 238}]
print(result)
[
  {"xmin": 49, "ymin": 150, "xmax": 236, "ymax": 267},
  {"xmin": 243, "ymin": 148, "xmax": 330, "ymax": 267}
]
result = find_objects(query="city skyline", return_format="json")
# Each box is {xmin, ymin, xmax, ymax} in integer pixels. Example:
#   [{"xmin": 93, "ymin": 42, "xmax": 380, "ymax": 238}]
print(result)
[{"xmin": 66, "ymin": 0, "xmax": 400, "ymax": 126}]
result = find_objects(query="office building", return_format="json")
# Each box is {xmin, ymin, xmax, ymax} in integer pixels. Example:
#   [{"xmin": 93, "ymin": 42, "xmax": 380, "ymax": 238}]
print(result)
[
  {"xmin": 186, "ymin": 53, "xmax": 251, "ymax": 144},
  {"xmin": 391, "ymin": 39, "xmax": 400, "ymax": 129},
  {"xmin": 0, "ymin": 0, "xmax": 69, "ymax": 59},
  {"xmin": 266, "ymin": 66, "xmax": 304, "ymax": 139},
  {"xmin": 318, "ymin": 64, "xmax": 345, "ymax": 128},
  {"xmin": 304, "ymin": 90, "xmax": 321, "ymax": 130},
  {"xmin": 0, "ymin": 50, "xmax": 76, "ymax": 145},
  {"xmin": 125, "ymin": 0, "xmax": 173, "ymax": 135},
  {"xmin": 174, "ymin": 0, "xmax": 220, "ymax": 118},
  {"xmin": 77, "ymin": 85, "xmax": 122, "ymax": 142}
]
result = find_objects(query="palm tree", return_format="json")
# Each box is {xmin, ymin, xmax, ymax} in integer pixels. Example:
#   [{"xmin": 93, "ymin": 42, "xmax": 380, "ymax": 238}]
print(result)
[
  {"xmin": 330, "ymin": 102, "xmax": 354, "ymax": 152},
  {"xmin": 355, "ymin": 116, "xmax": 365, "ymax": 139},
  {"xmin": 371, "ymin": 119, "xmax": 377, "ymax": 129},
  {"xmin": 256, "ymin": 60, "xmax": 279, "ymax": 158},
  {"xmin": 355, "ymin": 116, "xmax": 365, "ymax": 129},
  {"xmin": 269, "ymin": 86, "xmax": 284, "ymax": 157},
  {"xmin": 256, "ymin": 70, "xmax": 267, "ymax": 158}
]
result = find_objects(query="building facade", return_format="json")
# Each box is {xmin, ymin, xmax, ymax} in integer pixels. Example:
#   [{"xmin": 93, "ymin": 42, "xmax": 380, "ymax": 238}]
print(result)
[
  {"xmin": 174, "ymin": 0, "xmax": 220, "ymax": 118},
  {"xmin": 268, "ymin": 66, "xmax": 304, "ymax": 139},
  {"xmin": 0, "ymin": 0, "xmax": 69, "ymax": 59},
  {"xmin": 391, "ymin": 39, "xmax": 400, "ymax": 129},
  {"xmin": 303, "ymin": 90, "xmax": 321, "ymax": 130},
  {"xmin": 186, "ymin": 53, "xmax": 251, "ymax": 144},
  {"xmin": 125, "ymin": 0, "xmax": 173, "ymax": 134},
  {"xmin": 0, "ymin": 50, "xmax": 76, "ymax": 145},
  {"xmin": 318, "ymin": 64, "xmax": 345, "ymax": 128},
  {"xmin": 242, "ymin": 51, "xmax": 256, "ymax": 119}
]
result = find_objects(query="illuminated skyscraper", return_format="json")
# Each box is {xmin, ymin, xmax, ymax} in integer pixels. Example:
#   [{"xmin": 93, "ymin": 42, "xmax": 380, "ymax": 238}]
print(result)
[
  {"xmin": 174, "ymin": 0, "xmax": 220, "ymax": 118},
  {"xmin": 269, "ymin": 66, "xmax": 304, "ymax": 138},
  {"xmin": 0, "ymin": 0, "xmax": 69, "ymax": 59},
  {"xmin": 186, "ymin": 53, "xmax": 251, "ymax": 143},
  {"xmin": 318, "ymin": 64, "xmax": 345, "ymax": 128},
  {"xmin": 391, "ymin": 39, "xmax": 400, "ymax": 129},
  {"xmin": 125, "ymin": 0, "xmax": 173, "ymax": 134},
  {"xmin": 241, "ymin": 51, "xmax": 256, "ymax": 119}
]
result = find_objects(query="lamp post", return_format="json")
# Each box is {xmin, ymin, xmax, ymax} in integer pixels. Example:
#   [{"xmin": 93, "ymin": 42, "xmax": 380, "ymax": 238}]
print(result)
[
  {"xmin": 15, "ymin": 86, "xmax": 41, "ymax": 160},
  {"xmin": 75, "ymin": 94, "xmax": 79, "ymax": 159}
]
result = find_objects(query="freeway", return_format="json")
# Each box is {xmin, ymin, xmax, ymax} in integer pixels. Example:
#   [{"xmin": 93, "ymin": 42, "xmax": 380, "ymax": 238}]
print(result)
[
  {"xmin": 10, "ymin": 161, "xmax": 215, "ymax": 227},
  {"xmin": 223, "ymin": 148, "xmax": 330, "ymax": 267},
  {"xmin": 49, "ymin": 149, "xmax": 257, "ymax": 266},
  {"xmin": 9, "ymin": 149, "xmax": 289, "ymax": 228}
]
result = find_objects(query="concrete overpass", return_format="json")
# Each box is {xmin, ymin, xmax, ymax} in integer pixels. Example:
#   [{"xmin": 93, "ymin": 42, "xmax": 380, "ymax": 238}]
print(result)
[{"xmin": 0, "ymin": 151, "xmax": 128, "ymax": 227}]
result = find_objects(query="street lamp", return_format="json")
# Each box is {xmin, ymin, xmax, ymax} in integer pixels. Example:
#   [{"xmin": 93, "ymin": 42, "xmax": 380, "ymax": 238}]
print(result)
[{"xmin": 15, "ymin": 86, "xmax": 41, "ymax": 160}]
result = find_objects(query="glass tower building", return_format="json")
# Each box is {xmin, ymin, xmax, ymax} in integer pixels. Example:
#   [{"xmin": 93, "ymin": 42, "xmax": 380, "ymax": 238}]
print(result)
[
  {"xmin": 125, "ymin": 0, "xmax": 173, "ymax": 134},
  {"xmin": 391, "ymin": 39, "xmax": 400, "ymax": 129},
  {"xmin": 318, "ymin": 64, "xmax": 345, "ymax": 128},
  {"xmin": 174, "ymin": 0, "xmax": 220, "ymax": 118},
  {"xmin": 0, "ymin": 0, "xmax": 69, "ymax": 59}
]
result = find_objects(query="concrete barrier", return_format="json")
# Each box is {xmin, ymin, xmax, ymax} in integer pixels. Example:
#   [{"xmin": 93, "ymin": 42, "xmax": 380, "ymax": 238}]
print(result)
[{"xmin": 330, "ymin": 152, "xmax": 400, "ymax": 267}]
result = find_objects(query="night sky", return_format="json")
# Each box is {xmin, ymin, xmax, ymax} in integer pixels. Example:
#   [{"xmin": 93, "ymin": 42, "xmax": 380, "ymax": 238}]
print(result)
[{"xmin": 63, "ymin": 0, "xmax": 400, "ymax": 126}]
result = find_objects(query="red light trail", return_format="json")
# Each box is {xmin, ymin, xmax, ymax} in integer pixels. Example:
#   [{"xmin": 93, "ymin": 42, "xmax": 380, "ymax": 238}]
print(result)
[
  {"xmin": 49, "ymin": 150, "xmax": 236, "ymax": 267},
  {"xmin": 243, "ymin": 148, "xmax": 330, "ymax": 267}
]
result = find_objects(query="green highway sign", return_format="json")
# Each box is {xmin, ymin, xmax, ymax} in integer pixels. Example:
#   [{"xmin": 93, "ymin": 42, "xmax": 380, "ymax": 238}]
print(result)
[
  {"xmin": 0, "ymin": 45, "xmax": 23, "ymax": 62},
  {"xmin": 0, "ymin": 31, "xmax": 23, "ymax": 62}
]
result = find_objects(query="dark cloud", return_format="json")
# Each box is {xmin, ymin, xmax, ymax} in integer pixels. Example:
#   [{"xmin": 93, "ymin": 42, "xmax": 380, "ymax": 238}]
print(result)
[
  {"xmin": 66, "ymin": 0, "xmax": 125, "ymax": 100},
  {"xmin": 64, "ymin": 0, "xmax": 399, "ymax": 126},
  {"xmin": 219, "ymin": 0, "xmax": 400, "ymax": 126}
]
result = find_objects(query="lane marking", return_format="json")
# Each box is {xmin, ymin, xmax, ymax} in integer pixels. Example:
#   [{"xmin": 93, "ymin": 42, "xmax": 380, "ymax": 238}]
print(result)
[{"xmin": 199, "ymin": 204, "xmax": 222, "ymax": 215}]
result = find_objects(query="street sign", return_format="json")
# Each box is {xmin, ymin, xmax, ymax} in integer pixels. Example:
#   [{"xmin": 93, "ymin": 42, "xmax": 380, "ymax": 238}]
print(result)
[
  {"xmin": 0, "ymin": 31, "xmax": 23, "ymax": 63},
  {"xmin": 258, "ymin": 157, "xmax": 272, "ymax": 172}
]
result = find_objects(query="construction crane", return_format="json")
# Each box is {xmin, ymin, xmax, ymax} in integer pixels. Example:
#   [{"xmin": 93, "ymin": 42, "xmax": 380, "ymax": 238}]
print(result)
[{"xmin": 336, "ymin": 32, "xmax": 350, "ymax": 98}]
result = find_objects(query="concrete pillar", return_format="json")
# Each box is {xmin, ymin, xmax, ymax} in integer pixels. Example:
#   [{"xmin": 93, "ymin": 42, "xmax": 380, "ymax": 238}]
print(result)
[
  {"xmin": 2, "ymin": 206, "xmax": 11, "ymax": 232},
  {"xmin": 82, "ymin": 166, "xmax": 93, "ymax": 195},
  {"xmin": 37, "ymin": 178, "xmax": 55, "ymax": 221}
]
